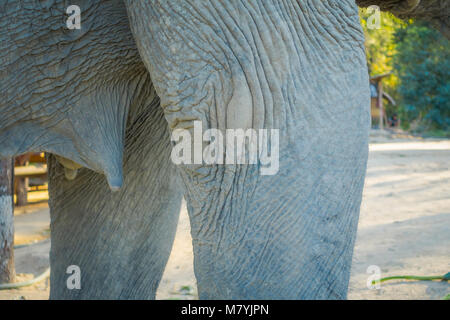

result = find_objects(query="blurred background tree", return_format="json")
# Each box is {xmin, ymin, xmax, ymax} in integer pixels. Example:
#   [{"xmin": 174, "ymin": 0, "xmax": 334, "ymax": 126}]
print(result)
[
  {"xmin": 393, "ymin": 21, "xmax": 450, "ymax": 133},
  {"xmin": 360, "ymin": 9, "xmax": 403, "ymax": 88},
  {"xmin": 360, "ymin": 8, "xmax": 450, "ymax": 135}
]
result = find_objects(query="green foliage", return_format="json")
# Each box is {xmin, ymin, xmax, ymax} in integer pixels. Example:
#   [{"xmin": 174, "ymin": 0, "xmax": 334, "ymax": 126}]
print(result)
[
  {"xmin": 393, "ymin": 21, "xmax": 450, "ymax": 131},
  {"xmin": 360, "ymin": 8, "xmax": 450, "ymax": 132},
  {"xmin": 360, "ymin": 9, "xmax": 404, "ymax": 90},
  {"xmin": 423, "ymin": 129, "xmax": 450, "ymax": 138},
  {"xmin": 359, "ymin": 9, "xmax": 403, "ymax": 120}
]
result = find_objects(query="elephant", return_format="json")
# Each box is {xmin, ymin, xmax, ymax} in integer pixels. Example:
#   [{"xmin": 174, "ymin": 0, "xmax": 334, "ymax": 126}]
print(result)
[{"xmin": 0, "ymin": 0, "xmax": 447, "ymax": 299}]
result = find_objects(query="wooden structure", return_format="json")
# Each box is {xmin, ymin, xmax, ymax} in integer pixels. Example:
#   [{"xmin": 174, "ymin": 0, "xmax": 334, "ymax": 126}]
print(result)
[
  {"xmin": 14, "ymin": 153, "xmax": 47, "ymax": 206},
  {"xmin": 370, "ymin": 73, "xmax": 396, "ymax": 129}
]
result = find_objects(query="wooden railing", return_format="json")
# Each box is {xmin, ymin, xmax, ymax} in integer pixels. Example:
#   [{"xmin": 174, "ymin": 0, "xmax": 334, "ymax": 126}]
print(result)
[{"xmin": 14, "ymin": 153, "xmax": 48, "ymax": 206}]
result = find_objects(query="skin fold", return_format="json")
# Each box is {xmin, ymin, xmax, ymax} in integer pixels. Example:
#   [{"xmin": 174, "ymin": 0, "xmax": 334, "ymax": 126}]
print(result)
[
  {"xmin": 0, "ymin": 0, "xmax": 447, "ymax": 299},
  {"xmin": 48, "ymin": 81, "xmax": 183, "ymax": 299},
  {"xmin": 0, "ymin": 0, "xmax": 146, "ymax": 189}
]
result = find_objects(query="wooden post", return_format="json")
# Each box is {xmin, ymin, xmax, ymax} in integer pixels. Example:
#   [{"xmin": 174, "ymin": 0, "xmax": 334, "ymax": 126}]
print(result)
[
  {"xmin": 16, "ymin": 177, "xmax": 29, "ymax": 206},
  {"xmin": 377, "ymin": 81, "xmax": 384, "ymax": 130},
  {"xmin": 0, "ymin": 158, "xmax": 15, "ymax": 283}
]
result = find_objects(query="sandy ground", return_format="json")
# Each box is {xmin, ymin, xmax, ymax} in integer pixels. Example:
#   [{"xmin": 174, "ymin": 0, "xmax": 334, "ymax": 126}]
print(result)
[
  {"xmin": 348, "ymin": 132, "xmax": 450, "ymax": 299},
  {"xmin": 1, "ymin": 131, "xmax": 448, "ymax": 300},
  {"xmin": 14, "ymin": 203, "xmax": 50, "ymax": 245}
]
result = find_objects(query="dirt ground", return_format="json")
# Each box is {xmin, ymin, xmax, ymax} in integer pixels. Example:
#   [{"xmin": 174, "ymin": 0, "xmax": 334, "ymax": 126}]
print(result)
[
  {"xmin": 1, "ymin": 130, "xmax": 448, "ymax": 300},
  {"xmin": 348, "ymin": 131, "xmax": 450, "ymax": 299}
]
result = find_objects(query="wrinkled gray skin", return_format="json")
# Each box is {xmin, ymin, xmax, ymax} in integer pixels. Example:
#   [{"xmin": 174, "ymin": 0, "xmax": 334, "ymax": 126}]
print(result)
[{"xmin": 0, "ymin": 0, "xmax": 445, "ymax": 299}]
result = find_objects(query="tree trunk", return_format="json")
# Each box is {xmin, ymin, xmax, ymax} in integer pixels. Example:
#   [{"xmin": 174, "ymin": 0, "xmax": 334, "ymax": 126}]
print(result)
[
  {"xmin": 0, "ymin": 158, "xmax": 15, "ymax": 283},
  {"xmin": 378, "ymin": 81, "xmax": 384, "ymax": 130}
]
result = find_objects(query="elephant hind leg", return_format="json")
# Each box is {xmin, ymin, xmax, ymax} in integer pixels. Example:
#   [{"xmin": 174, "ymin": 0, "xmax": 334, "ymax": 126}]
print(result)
[
  {"xmin": 48, "ymin": 83, "xmax": 183, "ymax": 299},
  {"xmin": 126, "ymin": 0, "xmax": 369, "ymax": 299}
]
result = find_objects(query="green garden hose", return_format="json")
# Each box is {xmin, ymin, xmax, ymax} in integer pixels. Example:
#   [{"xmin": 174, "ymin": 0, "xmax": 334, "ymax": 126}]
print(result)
[
  {"xmin": 372, "ymin": 272, "xmax": 449, "ymax": 300},
  {"xmin": 372, "ymin": 273, "xmax": 450, "ymax": 284}
]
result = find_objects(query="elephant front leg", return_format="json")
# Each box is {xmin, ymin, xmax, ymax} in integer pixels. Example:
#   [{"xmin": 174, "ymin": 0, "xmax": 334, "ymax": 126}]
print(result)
[
  {"xmin": 48, "ymin": 89, "xmax": 182, "ymax": 299},
  {"xmin": 126, "ymin": 0, "xmax": 370, "ymax": 299}
]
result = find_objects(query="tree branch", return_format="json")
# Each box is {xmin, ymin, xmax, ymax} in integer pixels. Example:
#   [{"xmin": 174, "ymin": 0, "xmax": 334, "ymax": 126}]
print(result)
[{"xmin": 356, "ymin": 0, "xmax": 450, "ymax": 39}]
